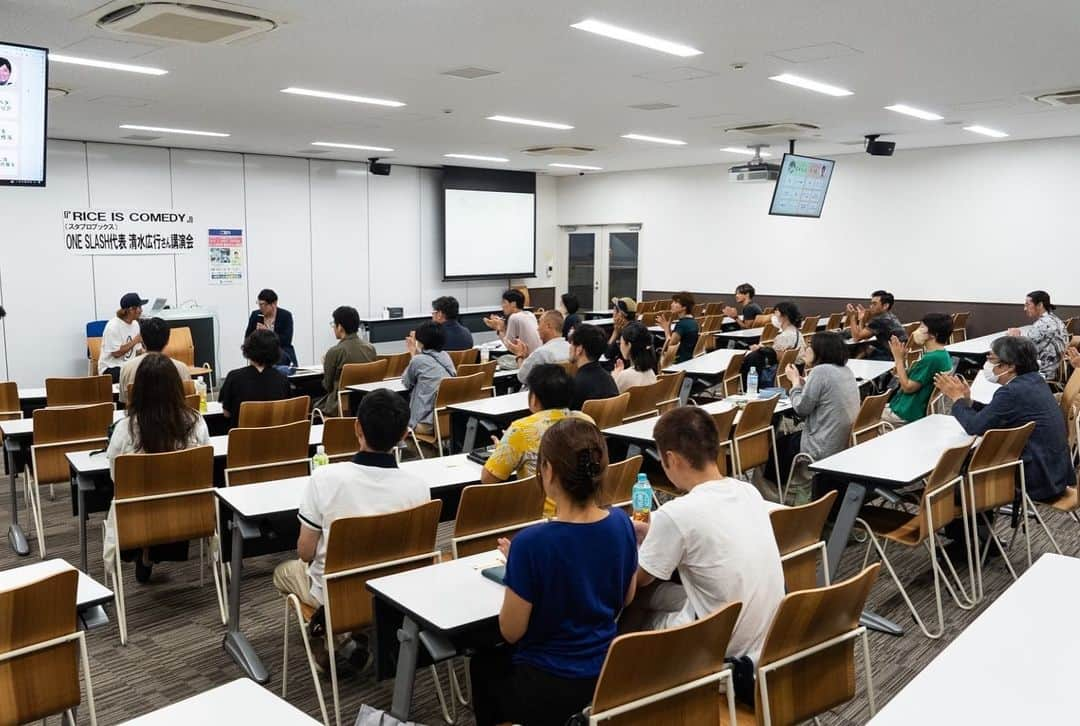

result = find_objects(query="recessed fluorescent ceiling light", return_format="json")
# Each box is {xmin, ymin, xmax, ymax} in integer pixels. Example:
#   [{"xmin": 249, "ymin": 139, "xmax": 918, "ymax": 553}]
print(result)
[
  {"xmin": 487, "ymin": 115, "xmax": 574, "ymax": 130},
  {"xmin": 768, "ymin": 73, "xmax": 853, "ymax": 97},
  {"xmin": 444, "ymin": 153, "xmax": 510, "ymax": 162},
  {"xmin": 964, "ymin": 125, "xmax": 1009, "ymax": 138},
  {"xmin": 885, "ymin": 104, "xmax": 943, "ymax": 121},
  {"xmin": 571, "ymin": 19, "xmax": 702, "ymax": 57},
  {"xmin": 312, "ymin": 141, "xmax": 395, "ymax": 151},
  {"xmin": 119, "ymin": 124, "xmax": 228, "ymax": 137},
  {"xmin": 549, "ymin": 163, "xmax": 602, "ymax": 170},
  {"xmin": 721, "ymin": 147, "xmax": 772, "ymax": 157},
  {"xmin": 50, "ymin": 54, "xmax": 168, "ymax": 75},
  {"xmin": 281, "ymin": 87, "xmax": 405, "ymax": 107},
  {"xmin": 621, "ymin": 133, "xmax": 686, "ymax": 146}
]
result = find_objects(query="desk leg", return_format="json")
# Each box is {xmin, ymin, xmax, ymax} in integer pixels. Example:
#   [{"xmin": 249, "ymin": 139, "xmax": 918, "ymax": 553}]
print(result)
[
  {"xmin": 678, "ymin": 377, "xmax": 693, "ymax": 406},
  {"xmin": 462, "ymin": 416, "xmax": 479, "ymax": 453},
  {"xmin": 6, "ymin": 443, "xmax": 28, "ymax": 556},
  {"xmin": 78, "ymin": 481, "xmax": 88, "ymax": 573},
  {"xmin": 824, "ymin": 481, "xmax": 904, "ymax": 636},
  {"xmin": 389, "ymin": 615, "xmax": 420, "ymax": 721},
  {"xmin": 222, "ymin": 513, "xmax": 268, "ymax": 683}
]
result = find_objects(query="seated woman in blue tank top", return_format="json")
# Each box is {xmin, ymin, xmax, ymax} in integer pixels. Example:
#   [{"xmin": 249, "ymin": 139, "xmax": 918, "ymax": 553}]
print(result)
[{"xmin": 469, "ymin": 418, "xmax": 639, "ymax": 726}]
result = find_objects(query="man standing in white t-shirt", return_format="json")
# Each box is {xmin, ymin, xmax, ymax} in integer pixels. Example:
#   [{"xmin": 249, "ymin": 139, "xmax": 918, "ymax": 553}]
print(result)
[
  {"xmin": 272, "ymin": 389, "xmax": 430, "ymax": 672},
  {"xmin": 99, "ymin": 292, "xmax": 146, "ymax": 382},
  {"xmin": 627, "ymin": 406, "xmax": 784, "ymax": 664}
]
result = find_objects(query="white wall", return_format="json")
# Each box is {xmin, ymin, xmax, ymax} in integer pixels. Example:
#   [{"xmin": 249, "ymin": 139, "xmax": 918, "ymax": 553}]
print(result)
[
  {"xmin": 0, "ymin": 140, "xmax": 557, "ymax": 384},
  {"xmin": 555, "ymin": 136, "xmax": 1080, "ymax": 304}
]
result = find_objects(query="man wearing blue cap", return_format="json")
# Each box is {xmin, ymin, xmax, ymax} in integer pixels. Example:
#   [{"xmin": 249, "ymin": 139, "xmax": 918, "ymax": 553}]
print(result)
[{"xmin": 99, "ymin": 292, "xmax": 146, "ymax": 382}]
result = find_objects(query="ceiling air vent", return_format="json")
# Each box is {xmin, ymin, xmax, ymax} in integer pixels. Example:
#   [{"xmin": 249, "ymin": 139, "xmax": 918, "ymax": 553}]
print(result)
[
  {"xmin": 724, "ymin": 122, "xmax": 821, "ymax": 137},
  {"xmin": 96, "ymin": 2, "xmax": 278, "ymax": 44},
  {"xmin": 121, "ymin": 134, "xmax": 163, "ymax": 141},
  {"xmin": 522, "ymin": 145, "xmax": 596, "ymax": 157},
  {"xmin": 1033, "ymin": 90, "xmax": 1080, "ymax": 107},
  {"xmin": 442, "ymin": 67, "xmax": 500, "ymax": 79}
]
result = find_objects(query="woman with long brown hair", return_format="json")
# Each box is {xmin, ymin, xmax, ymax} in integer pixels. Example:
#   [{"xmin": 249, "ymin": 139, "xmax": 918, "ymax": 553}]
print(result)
[{"xmin": 104, "ymin": 352, "xmax": 210, "ymax": 582}]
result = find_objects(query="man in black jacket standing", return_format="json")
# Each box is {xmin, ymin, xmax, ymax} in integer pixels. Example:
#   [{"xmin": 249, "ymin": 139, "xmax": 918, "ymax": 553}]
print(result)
[{"xmin": 245, "ymin": 288, "xmax": 296, "ymax": 366}]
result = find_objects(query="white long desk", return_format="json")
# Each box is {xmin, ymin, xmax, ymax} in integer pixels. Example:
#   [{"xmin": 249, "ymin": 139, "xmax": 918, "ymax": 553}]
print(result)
[
  {"xmin": 0, "ymin": 558, "xmax": 114, "ymax": 629},
  {"xmin": 17, "ymin": 383, "xmax": 121, "ymax": 404},
  {"xmin": 0, "ymin": 403, "xmax": 224, "ymax": 437},
  {"xmin": 347, "ymin": 368, "xmax": 518, "ymax": 396},
  {"xmin": 946, "ymin": 325, "xmax": 1031, "ymax": 357},
  {"xmin": 870, "ymin": 553, "xmax": 1080, "ymax": 724},
  {"xmin": 449, "ymin": 390, "xmax": 532, "ymax": 451},
  {"xmin": 121, "ymin": 677, "xmax": 321, "ymax": 725},
  {"xmin": 603, "ymin": 397, "xmax": 792, "ymax": 445}
]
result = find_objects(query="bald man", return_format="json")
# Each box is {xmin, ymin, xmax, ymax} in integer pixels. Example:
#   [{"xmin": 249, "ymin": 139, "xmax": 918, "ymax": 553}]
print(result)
[{"xmin": 507, "ymin": 310, "xmax": 572, "ymax": 384}]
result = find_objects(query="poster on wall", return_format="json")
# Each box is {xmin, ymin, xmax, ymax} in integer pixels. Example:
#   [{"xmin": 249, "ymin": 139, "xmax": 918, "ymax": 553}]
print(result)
[
  {"xmin": 62, "ymin": 209, "xmax": 196, "ymax": 254},
  {"xmin": 208, "ymin": 228, "xmax": 244, "ymax": 285}
]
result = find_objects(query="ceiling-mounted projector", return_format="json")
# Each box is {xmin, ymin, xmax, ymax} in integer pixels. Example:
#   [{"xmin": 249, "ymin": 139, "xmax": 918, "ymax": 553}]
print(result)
[{"xmin": 728, "ymin": 145, "xmax": 779, "ymax": 182}]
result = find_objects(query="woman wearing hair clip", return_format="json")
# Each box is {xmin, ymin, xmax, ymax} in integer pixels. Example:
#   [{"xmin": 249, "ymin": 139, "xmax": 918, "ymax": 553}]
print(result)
[{"xmin": 469, "ymin": 418, "xmax": 639, "ymax": 726}]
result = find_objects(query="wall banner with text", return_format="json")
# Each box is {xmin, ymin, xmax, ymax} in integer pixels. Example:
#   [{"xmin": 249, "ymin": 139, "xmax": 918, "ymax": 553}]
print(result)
[
  {"xmin": 208, "ymin": 228, "xmax": 245, "ymax": 285},
  {"xmin": 62, "ymin": 209, "xmax": 196, "ymax": 255}
]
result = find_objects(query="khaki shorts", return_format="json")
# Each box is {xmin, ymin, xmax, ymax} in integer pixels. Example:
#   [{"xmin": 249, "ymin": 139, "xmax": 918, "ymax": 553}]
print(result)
[{"xmin": 273, "ymin": 558, "xmax": 320, "ymax": 608}]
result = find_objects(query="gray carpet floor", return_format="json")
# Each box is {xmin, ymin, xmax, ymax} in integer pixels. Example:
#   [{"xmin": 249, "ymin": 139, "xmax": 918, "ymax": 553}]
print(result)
[{"xmin": 2, "ymin": 471, "xmax": 1075, "ymax": 725}]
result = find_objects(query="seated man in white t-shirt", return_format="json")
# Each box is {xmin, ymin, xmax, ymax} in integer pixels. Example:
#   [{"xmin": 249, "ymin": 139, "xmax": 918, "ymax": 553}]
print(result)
[
  {"xmin": 272, "ymin": 388, "xmax": 430, "ymax": 671},
  {"xmin": 626, "ymin": 406, "xmax": 785, "ymax": 664}
]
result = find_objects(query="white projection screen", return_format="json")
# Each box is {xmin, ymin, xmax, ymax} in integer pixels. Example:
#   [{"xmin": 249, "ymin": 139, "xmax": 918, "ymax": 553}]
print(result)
[{"xmin": 443, "ymin": 167, "xmax": 536, "ymax": 279}]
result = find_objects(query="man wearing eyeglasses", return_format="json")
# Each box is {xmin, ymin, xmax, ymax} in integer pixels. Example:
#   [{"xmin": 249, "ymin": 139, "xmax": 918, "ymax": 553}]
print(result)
[{"xmin": 312, "ymin": 305, "xmax": 376, "ymax": 416}]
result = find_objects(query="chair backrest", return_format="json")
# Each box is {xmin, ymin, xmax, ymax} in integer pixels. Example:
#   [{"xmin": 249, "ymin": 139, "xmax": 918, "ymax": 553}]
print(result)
[
  {"xmin": 45, "ymin": 375, "xmax": 113, "ymax": 407},
  {"xmin": 113, "ymin": 446, "xmax": 216, "ymax": 550},
  {"xmin": 951, "ymin": 312, "xmax": 970, "ymax": 343},
  {"xmin": 850, "ymin": 391, "xmax": 891, "ymax": 445},
  {"xmin": 127, "ymin": 378, "xmax": 196, "ymax": 406},
  {"xmin": 590, "ymin": 602, "xmax": 743, "ymax": 725},
  {"xmin": 709, "ymin": 406, "xmax": 738, "ymax": 476},
  {"xmin": 733, "ymin": 395, "xmax": 780, "ymax": 473},
  {"xmin": 723, "ymin": 353, "xmax": 745, "ymax": 396},
  {"xmin": 1060, "ymin": 367, "xmax": 1080, "ymax": 423},
  {"xmin": 692, "ymin": 332, "xmax": 711, "ymax": 358},
  {"xmin": 337, "ymin": 360, "xmax": 390, "ymax": 415},
  {"xmin": 967, "ymin": 422, "xmax": 1035, "ymax": 513},
  {"xmin": 703, "ymin": 302, "xmax": 725, "ymax": 317},
  {"xmin": 237, "ymin": 395, "xmax": 310, "ymax": 428},
  {"xmin": 225, "ymin": 420, "xmax": 312, "ymax": 485},
  {"xmin": 598, "ymin": 455, "xmax": 643, "ymax": 509},
  {"xmin": 452, "ymin": 477, "xmax": 546, "ymax": 558},
  {"xmin": 0, "ymin": 567, "xmax": 82, "ymax": 722},
  {"xmin": 323, "ymin": 500, "xmax": 442, "ymax": 633},
  {"xmin": 756, "ymin": 564, "xmax": 880, "ymax": 725},
  {"xmin": 913, "ymin": 440, "xmax": 974, "ymax": 542},
  {"xmin": 511, "ymin": 285, "xmax": 531, "ymax": 308},
  {"xmin": 775, "ymin": 348, "xmax": 799, "ymax": 391},
  {"xmin": 800, "ymin": 316, "xmax": 819, "ymax": 337},
  {"xmin": 163, "ymin": 326, "xmax": 195, "ymax": 367},
  {"xmin": 87, "ymin": 338, "xmax": 103, "ymax": 374},
  {"xmin": 624, "ymin": 378, "xmax": 674, "ymax": 422},
  {"xmin": 0, "ymin": 381, "xmax": 20, "ymax": 419},
  {"xmin": 826, "ymin": 313, "xmax": 844, "ymax": 331},
  {"xmin": 639, "ymin": 312, "xmax": 657, "ymax": 327},
  {"xmin": 31, "ymin": 404, "xmax": 113, "ymax": 486},
  {"xmin": 377, "ymin": 352, "xmax": 411, "ymax": 380},
  {"xmin": 322, "ymin": 417, "xmax": 359, "ymax": 462},
  {"xmin": 1067, "ymin": 316, "xmax": 1080, "ymax": 337},
  {"xmin": 582, "ymin": 392, "xmax": 630, "ymax": 431},
  {"xmin": 432, "ymin": 372, "xmax": 486, "ymax": 440},
  {"xmin": 457, "ymin": 360, "xmax": 497, "ymax": 391},
  {"xmin": 655, "ymin": 371, "xmax": 684, "ymax": 406},
  {"xmin": 770, "ymin": 491, "xmax": 837, "ymax": 592},
  {"xmin": 699, "ymin": 314, "xmax": 723, "ymax": 334},
  {"xmin": 759, "ymin": 322, "xmax": 779, "ymax": 346},
  {"xmin": 184, "ymin": 392, "xmax": 200, "ymax": 411},
  {"xmin": 447, "ymin": 348, "xmax": 480, "ymax": 367}
]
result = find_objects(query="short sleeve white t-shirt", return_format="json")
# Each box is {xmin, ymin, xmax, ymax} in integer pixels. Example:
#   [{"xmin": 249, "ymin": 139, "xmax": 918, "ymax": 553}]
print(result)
[
  {"xmin": 100, "ymin": 317, "xmax": 142, "ymax": 372},
  {"xmin": 298, "ymin": 456, "xmax": 430, "ymax": 603},
  {"xmin": 637, "ymin": 478, "xmax": 785, "ymax": 662}
]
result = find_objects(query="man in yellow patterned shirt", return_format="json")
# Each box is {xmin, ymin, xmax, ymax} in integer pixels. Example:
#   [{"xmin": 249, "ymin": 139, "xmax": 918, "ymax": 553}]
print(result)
[{"xmin": 481, "ymin": 364, "xmax": 593, "ymax": 515}]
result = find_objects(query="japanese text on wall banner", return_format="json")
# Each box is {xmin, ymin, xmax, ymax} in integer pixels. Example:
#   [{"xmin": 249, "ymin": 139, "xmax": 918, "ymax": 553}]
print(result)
[
  {"xmin": 208, "ymin": 228, "xmax": 244, "ymax": 285},
  {"xmin": 62, "ymin": 209, "xmax": 197, "ymax": 255}
]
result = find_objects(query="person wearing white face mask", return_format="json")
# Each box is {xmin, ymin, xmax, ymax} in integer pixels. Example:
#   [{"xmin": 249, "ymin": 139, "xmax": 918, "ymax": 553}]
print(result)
[
  {"xmin": 742, "ymin": 301, "xmax": 806, "ymax": 388},
  {"xmin": 879, "ymin": 313, "xmax": 954, "ymax": 426},
  {"xmin": 935, "ymin": 336, "xmax": 1073, "ymax": 502}
]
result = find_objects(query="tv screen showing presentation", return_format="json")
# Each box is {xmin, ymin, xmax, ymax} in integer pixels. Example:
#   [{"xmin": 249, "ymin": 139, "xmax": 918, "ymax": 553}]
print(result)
[
  {"xmin": 443, "ymin": 167, "xmax": 536, "ymax": 280},
  {"xmin": 0, "ymin": 42, "xmax": 48, "ymax": 187},
  {"xmin": 768, "ymin": 153, "xmax": 835, "ymax": 218}
]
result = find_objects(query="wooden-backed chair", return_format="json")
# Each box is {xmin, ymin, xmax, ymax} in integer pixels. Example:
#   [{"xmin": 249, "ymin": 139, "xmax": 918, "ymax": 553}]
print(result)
[
  {"xmin": 692, "ymin": 332, "xmax": 712, "ymax": 358},
  {"xmin": 45, "ymin": 375, "xmax": 113, "ymax": 407},
  {"xmin": 654, "ymin": 371, "xmax": 685, "ymax": 414},
  {"xmin": 1058, "ymin": 367, "xmax": 1080, "ymax": 425},
  {"xmin": 850, "ymin": 391, "xmax": 894, "ymax": 445},
  {"xmin": 825, "ymin": 313, "xmax": 844, "ymax": 331},
  {"xmin": 164, "ymin": 326, "xmax": 213, "ymax": 379},
  {"xmin": 722, "ymin": 353, "xmax": 746, "ymax": 397},
  {"xmin": 512, "ymin": 285, "xmax": 531, "ymax": 308},
  {"xmin": 857, "ymin": 441, "xmax": 974, "ymax": 638},
  {"xmin": 710, "ymin": 406, "xmax": 738, "ymax": 477},
  {"xmin": 639, "ymin": 312, "xmax": 658, "ymax": 328},
  {"xmin": 699, "ymin": 314, "xmax": 724, "ymax": 335},
  {"xmin": 0, "ymin": 564, "xmax": 98, "ymax": 725},
  {"xmin": 378, "ymin": 352, "xmax": 411, "ymax": 380},
  {"xmin": 703, "ymin": 302, "xmax": 726, "ymax": 317},
  {"xmin": 457, "ymin": 360, "xmax": 497, "ymax": 396},
  {"xmin": 950, "ymin": 312, "xmax": 970, "ymax": 344},
  {"xmin": 744, "ymin": 564, "xmax": 881, "ymax": 726},
  {"xmin": 184, "ymin": 392, "xmax": 201, "ymax": 411},
  {"xmin": 336, "ymin": 360, "xmax": 390, "ymax": 417},
  {"xmin": 623, "ymin": 374, "xmax": 683, "ymax": 423},
  {"xmin": 447, "ymin": 348, "xmax": 480, "ymax": 367},
  {"xmin": 127, "ymin": 379, "xmax": 196, "ymax": 403},
  {"xmin": 905, "ymin": 334, "xmax": 924, "ymax": 368},
  {"xmin": 902, "ymin": 321, "xmax": 920, "ymax": 337},
  {"xmin": 598, "ymin": 455, "xmax": 643, "ymax": 510},
  {"xmin": 758, "ymin": 323, "xmax": 779, "ymax": 347},
  {"xmin": 775, "ymin": 349, "xmax": 799, "ymax": 391},
  {"xmin": 237, "ymin": 395, "xmax": 310, "ymax": 429},
  {"xmin": 588, "ymin": 602, "xmax": 742, "ymax": 726},
  {"xmin": 1067, "ymin": 316, "xmax": 1080, "ymax": 337},
  {"xmin": 322, "ymin": 417, "xmax": 359, "ymax": 463},
  {"xmin": 411, "ymin": 372, "xmax": 486, "ymax": 456},
  {"xmin": 25, "ymin": 403, "xmax": 113, "ymax": 556},
  {"xmin": 107, "ymin": 446, "xmax": 225, "ymax": 643},
  {"xmin": 731, "ymin": 395, "xmax": 783, "ymax": 501},
  {"xmin": 451, "ymin": 477, "xmax": 545, "ymax": 558},
  {"xmin": 0, "ymin": 380, "xmax": 20, "ymax": 421},
  {"xmin": 282, "ymin": 500, "xmax": 442, "ymax": 726},
  {"xmin": 87, "ymin": 337, "xmax": 103, "ymax": 376},
  {"xmin": 963, "ymin": 422, "xmax": 1036, "ymax": 601},
  {"xmin": 800, "ymin": 315, "xmax": 819, "ymax": 342},
  {"xmin": 224, "ymin": 420, "xmax": 312, "ymax": 486},
  {"xmin": 769, "ymin": 491, "xmax": 838, "ymax": 593},
  {"xmin": 582, "ymin": 392, "xmax": 630, "ymax": 431}
]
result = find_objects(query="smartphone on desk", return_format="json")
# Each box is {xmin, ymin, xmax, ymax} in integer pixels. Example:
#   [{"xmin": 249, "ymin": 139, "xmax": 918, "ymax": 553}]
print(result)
[{"xmin": 466, "ymin": 444, "xmax": 496, "ymax": 466}]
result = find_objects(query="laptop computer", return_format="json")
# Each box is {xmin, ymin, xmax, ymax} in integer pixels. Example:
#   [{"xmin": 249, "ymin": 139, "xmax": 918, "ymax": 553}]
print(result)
[{"xmin": 148, "ymin": 297, "xmax": 167, "ymax": 313}]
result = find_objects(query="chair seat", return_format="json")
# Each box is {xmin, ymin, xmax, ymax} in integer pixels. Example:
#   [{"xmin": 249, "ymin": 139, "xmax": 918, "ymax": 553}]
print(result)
[
  {"xmin": 188, "ymin": 366, "xmax": 213, "ymax": 377},
  {"xmin": 859, "ymin": 505, "xmax": 924, "ymax": 546},
  {"xmin": 720, "ymin": 696, "xmax": 756, "ymax": 725},
  {"xmin": 1050, "ymin": 485, "xmax": 1079, "ymax": 513},
  {"xmin": 300, "ymin": 601, "xmax": 317, "ymax": 622}
]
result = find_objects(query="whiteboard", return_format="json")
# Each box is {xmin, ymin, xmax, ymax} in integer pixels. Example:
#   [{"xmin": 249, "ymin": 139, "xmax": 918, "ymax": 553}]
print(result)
[{"xmin": 444, "ymin": 189, "xmax": 535, "ymax": 278}]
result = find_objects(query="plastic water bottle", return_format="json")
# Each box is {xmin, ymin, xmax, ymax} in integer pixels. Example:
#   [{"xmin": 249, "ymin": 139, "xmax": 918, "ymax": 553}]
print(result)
[
  {"xmin": 194, "ymin": 379, "xmax": 208, "ymax": 413},
  {"xmin": 632, "ymin": 473, "xmax": 653, "ymax": 522},
  {"xmin": 312, "ymin": 445, "xmax": 329, "ymax": 470},
  {"xmin": 747, "ymin": 366, "xmax": 759, "ymax": 396}
]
